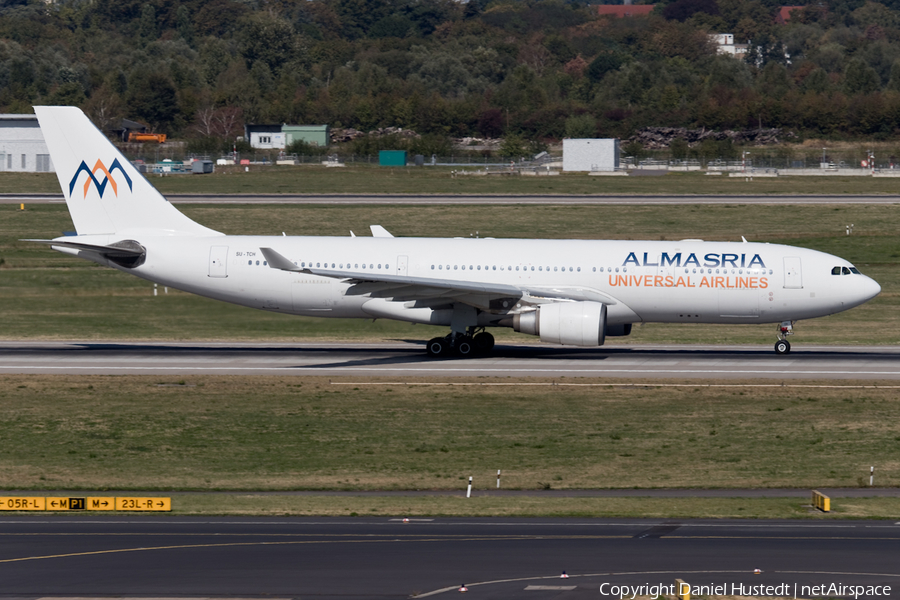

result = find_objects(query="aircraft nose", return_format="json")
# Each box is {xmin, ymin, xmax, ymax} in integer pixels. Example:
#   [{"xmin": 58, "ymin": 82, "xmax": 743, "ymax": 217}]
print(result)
[{"xmin": 861, "ymin": 275, "xmax": 882, "ymax": 301}]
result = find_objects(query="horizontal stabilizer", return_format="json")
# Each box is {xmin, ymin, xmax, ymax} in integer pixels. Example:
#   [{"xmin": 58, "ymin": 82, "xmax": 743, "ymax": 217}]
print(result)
[{"xmin": 23, "ymin": 238, "xmax": 146, "ymax": 268}]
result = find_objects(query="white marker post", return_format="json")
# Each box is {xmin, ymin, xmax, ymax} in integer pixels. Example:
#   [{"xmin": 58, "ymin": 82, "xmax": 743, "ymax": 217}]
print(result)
[
  {"xmin": 466, "ymin": 476, "xmax": 472, "ymax": 498},
  {"xmin": 870, "ymin": 466, "xmax": 874, "ymax": 487},
  {"xmin": 153, "ymin": 283, "xmax": 157, "ymax": 297},
  {"xmin": 496, "ymin": 470, "xmax": 501, "ymax": 489}
]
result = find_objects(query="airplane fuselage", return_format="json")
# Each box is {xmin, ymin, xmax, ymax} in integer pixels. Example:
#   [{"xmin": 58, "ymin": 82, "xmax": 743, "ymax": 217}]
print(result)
[{"xmin": 64, "ymin": 234, "xmax": 879, "ymax": 328}]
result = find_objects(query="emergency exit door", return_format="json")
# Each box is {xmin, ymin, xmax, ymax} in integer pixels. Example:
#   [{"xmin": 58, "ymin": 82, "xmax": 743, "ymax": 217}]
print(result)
[
  {"xmin": 209, "ymin": 246, "xmax": 229, "ymax": 278},
  {"xmin": 783, "ymin": 256, "xmax": 802, "ymax": 289}
]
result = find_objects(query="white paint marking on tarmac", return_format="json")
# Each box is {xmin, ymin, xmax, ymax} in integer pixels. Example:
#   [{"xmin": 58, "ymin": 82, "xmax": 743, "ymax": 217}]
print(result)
[{"xmin": 524, "ymin": 585, "xmax": 577, "ymax": 590}]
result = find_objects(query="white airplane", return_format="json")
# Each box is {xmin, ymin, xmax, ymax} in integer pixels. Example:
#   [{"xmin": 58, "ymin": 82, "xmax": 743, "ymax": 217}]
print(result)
[{"xmin": 30, "ymin": 106, "xmax": 881, "ymax": 356}]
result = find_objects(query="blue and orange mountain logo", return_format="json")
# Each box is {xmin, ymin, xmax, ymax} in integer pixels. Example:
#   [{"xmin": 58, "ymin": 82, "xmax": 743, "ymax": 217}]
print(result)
[{"xmin": 69, "ymin": 159, "xmax": 133, "ymax": 198}]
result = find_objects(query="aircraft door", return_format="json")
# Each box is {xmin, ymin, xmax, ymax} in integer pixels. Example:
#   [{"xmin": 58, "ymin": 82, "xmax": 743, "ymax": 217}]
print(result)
[
  {"xmin": 208, "ymin": 246, "xmax": 228, "ymax": 278},
  {"xmin": 783, "ymin": 257, "xmax": 802, "ymax": 289},
  {"xmin": 397, "ymin": 255, "xmax": 408, "ymax": 276}
]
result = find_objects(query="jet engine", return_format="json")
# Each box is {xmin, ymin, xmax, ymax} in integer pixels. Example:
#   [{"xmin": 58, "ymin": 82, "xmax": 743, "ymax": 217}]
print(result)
[{"xmin": 512, "ymin": 301, "xmax": 607, "ymax": 346}]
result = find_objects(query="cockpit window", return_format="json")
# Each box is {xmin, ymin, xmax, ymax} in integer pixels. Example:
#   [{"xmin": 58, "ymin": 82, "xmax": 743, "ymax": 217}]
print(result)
[
  {"xmin": 842, "ymin": 266, "xmax": 852, "ymax": 275},
  {"xmin": 831, "ymin": 266, "xmax": 841, "ymax": 275},
  {"xmin": 850, "ymin": 267, "xmax": 860, "ymax": 274}
]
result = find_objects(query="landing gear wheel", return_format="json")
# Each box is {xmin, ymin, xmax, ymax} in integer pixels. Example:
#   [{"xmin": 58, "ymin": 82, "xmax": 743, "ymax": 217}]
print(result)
[
  {"xmin": 774, "ymin": 339, "xmax": 791, "ymax": 355},
  {"xmin": 456, "ymin": 337, "xmax": 474, "ymax": 357},
  {"xmin": 426, "ymin": 337, "xmax": 448, "ymax": 357},
  {"xmin": 473, "ymin": 332, "xmax": 495, "ymax": 354}
]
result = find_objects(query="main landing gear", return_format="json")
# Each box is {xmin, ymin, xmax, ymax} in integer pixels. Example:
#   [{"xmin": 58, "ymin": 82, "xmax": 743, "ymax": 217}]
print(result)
[
  {"xmin": 774, "ymin": 321, "xmax": 793, "ymax": 355},
  {"xmin": 426, "ymin": 327, "xmax": 495, "ymax": 357}
]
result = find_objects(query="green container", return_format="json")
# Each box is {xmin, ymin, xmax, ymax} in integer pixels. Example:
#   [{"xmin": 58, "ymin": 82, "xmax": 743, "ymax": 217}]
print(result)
[{"xmin": 379, "ymin": 150, "xmax": 407, "ymax": 166}]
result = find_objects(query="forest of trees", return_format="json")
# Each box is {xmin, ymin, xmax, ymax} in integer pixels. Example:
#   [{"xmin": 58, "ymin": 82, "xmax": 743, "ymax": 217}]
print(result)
[{"xmin": 4, "ymin": 0, "xmax": 900, "ymax": 153}]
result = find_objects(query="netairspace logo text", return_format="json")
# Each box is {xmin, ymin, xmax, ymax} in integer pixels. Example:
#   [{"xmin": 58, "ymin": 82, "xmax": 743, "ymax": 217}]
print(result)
[{"xmin": 599, "ymin": 582, "xmax": 892, "ymax": 599}]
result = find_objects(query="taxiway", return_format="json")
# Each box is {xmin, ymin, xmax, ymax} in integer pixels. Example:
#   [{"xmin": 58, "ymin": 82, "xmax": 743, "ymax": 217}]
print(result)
[{"xmin": 0, "ymin": 517, "xmax": 897, "ymax": 599}]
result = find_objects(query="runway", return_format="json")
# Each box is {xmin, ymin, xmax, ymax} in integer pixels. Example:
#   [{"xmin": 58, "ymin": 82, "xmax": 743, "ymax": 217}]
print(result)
[
  {"xmin": 0, "ymin": 516, "xmax": 898, "ymax": 598},
  {"xmin": 2, "ymin": 341, "xmax": 900, "ymax": 380},
  {"xmin": 3, "ymin": 193, "xmax": 900, "ymax": 205}
]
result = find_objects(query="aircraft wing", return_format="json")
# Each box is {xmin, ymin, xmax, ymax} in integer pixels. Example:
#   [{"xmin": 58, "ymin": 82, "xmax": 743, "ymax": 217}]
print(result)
[{"xmin": 260, "ymin": 247, "xmax": 617, "ymax": 308}]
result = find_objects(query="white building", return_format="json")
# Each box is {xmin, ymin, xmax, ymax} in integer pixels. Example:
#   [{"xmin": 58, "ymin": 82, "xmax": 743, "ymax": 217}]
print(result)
[
  {"xmin": 0, "ymin": 114, "xmax": 54, "ymax": 172},
  {"xmin": 245, "ymin": 124, "xmax": 286, "ymax": 150},
  {"xmin": 562, "ymin": 138, "xmax": 619, "ymax": 172},
  {"xmin": 710, "ymin": 33, "xmax": 748, "ymax": 57}
]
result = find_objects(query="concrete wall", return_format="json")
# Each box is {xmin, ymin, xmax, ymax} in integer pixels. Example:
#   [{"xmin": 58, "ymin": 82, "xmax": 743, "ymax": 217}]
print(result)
[
  {"xmin": 0, "ymin": 115, "xmax": 54, "ymax": 172},
  {"xmin": 562, "ymin": 138, "xmax": 619, "ymax": 172}
]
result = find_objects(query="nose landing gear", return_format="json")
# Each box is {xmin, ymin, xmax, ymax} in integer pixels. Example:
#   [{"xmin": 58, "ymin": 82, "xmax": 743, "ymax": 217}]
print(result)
[{"xmin": 774, "ymin": 321, "xmax": 793, "ymax": 355}]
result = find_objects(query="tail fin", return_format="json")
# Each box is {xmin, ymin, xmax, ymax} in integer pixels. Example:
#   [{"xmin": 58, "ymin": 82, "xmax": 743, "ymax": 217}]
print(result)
[{"xmin": 34, "ymin": 106, "xmax": 218, "ymax": 237}]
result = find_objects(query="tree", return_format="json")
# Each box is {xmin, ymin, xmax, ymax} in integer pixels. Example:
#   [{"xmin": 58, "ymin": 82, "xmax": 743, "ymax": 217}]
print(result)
[
  {"xmin": 662, "ymin": 0, "xmax": 720, "ymax": 22},
  {"xmin": 239, "ymin": 14, "xmax": 295, "ymax": 72},
  {"xmin": 176, "ymin": 5, "xmax": 194, "ymax": 45},
  {"xmin": 499, "ymin": 133, "xmax": 528, "ymax": 158},
  {"xmin": 564, "ymin": 114, "xmax": 597, "ymax": 138},
  {"xmin": 125, "ymin": 72, "xmax": 179, "ymax": 131},
  {"xmin": 586, "ymin": 53, "xmax": 622, "ymax": 83},
  {"xmin": 844, "ymin": 57, "xmax": 880, "ymax": 95},
  {"xmin": 670, "ymin": 137, "xmax": 689, "ymax": 159},
  {"xmin": 138, "ymin": 4, "xmax": 158, "ymax": 45},
  {"xmin": 477, "ymin": 108, "xmax": 504, "ymax": 137}
]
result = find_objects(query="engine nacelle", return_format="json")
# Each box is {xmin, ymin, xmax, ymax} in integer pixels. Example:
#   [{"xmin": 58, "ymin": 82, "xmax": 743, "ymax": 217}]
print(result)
[
  {"xmin": 513, "ymin": 302, "xmax": 607, "ymax": 347},
  {"xmin": 605, "ymin": 323, "xmax": 632, "ymax": 337}
]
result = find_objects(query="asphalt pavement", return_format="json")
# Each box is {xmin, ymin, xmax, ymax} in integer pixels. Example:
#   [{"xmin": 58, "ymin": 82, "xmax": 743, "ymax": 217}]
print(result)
[{"xmin": 1, "ymin": 516, "xmax": 898, "ymax": 599}]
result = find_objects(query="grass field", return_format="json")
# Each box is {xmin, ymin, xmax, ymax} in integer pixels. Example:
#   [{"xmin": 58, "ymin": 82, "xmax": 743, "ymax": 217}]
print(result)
[
  {"xmin": 1, "ymin": 202, "xmax": 896, "ymax": 344},
  {"xmin": 5, "ymin": 167, "xmax": 900, "ymax": 196},
  {"xmin": 2, "ymin": 375, "xmax": 897, "ymax": 493},
  {"xmin": 125, "ymin": 494, "xmax": 900, "ymax": 519}
]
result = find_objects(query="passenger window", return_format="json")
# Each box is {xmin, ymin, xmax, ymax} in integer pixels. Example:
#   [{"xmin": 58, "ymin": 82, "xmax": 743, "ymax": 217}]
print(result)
[
  {"xmin": 842, "ymin": 267, "xmax": 851, "ymax": 275},
  {"xmin": 832, "ymin": 266, "xmax": 840, "ymax": 275},
  {"xmin": 248, "ymin": 260, "xmax": 252, "ymax": 265},
  {"xmin": 431, "ymin": 265, "xmax": 435, "ymax": 270}
]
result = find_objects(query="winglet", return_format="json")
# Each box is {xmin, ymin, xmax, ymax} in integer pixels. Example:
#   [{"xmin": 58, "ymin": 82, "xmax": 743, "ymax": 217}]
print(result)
[
  {"xmin": 370, "ymin": 225, "xmax": 394, "ymax": 238},
  {"xmin": 260, "ymin": 247, "xmax": 301, "ymax": 271}
]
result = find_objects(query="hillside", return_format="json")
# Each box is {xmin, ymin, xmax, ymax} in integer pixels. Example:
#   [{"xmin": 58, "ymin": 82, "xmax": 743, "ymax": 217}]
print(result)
[{"xmin": 2, "ymin": 0, "xmax": 900, "ymax": 153}]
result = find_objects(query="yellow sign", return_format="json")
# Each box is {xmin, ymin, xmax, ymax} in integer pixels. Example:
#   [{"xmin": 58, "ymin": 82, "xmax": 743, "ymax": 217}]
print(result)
[
  {"xmin": 46, "ymin": 497, "xmax": 87, "ymax": 511},
  {"xmin": 0, "ymin": 497, "xmax": 46, "ymax": 511},
  {"xmin": 86, "ymin": 497, "xmax": 115, "ymax": 511},
  {"xmin": 116, "ymin": 497, "xmax": 171, "ymax": 511}
]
